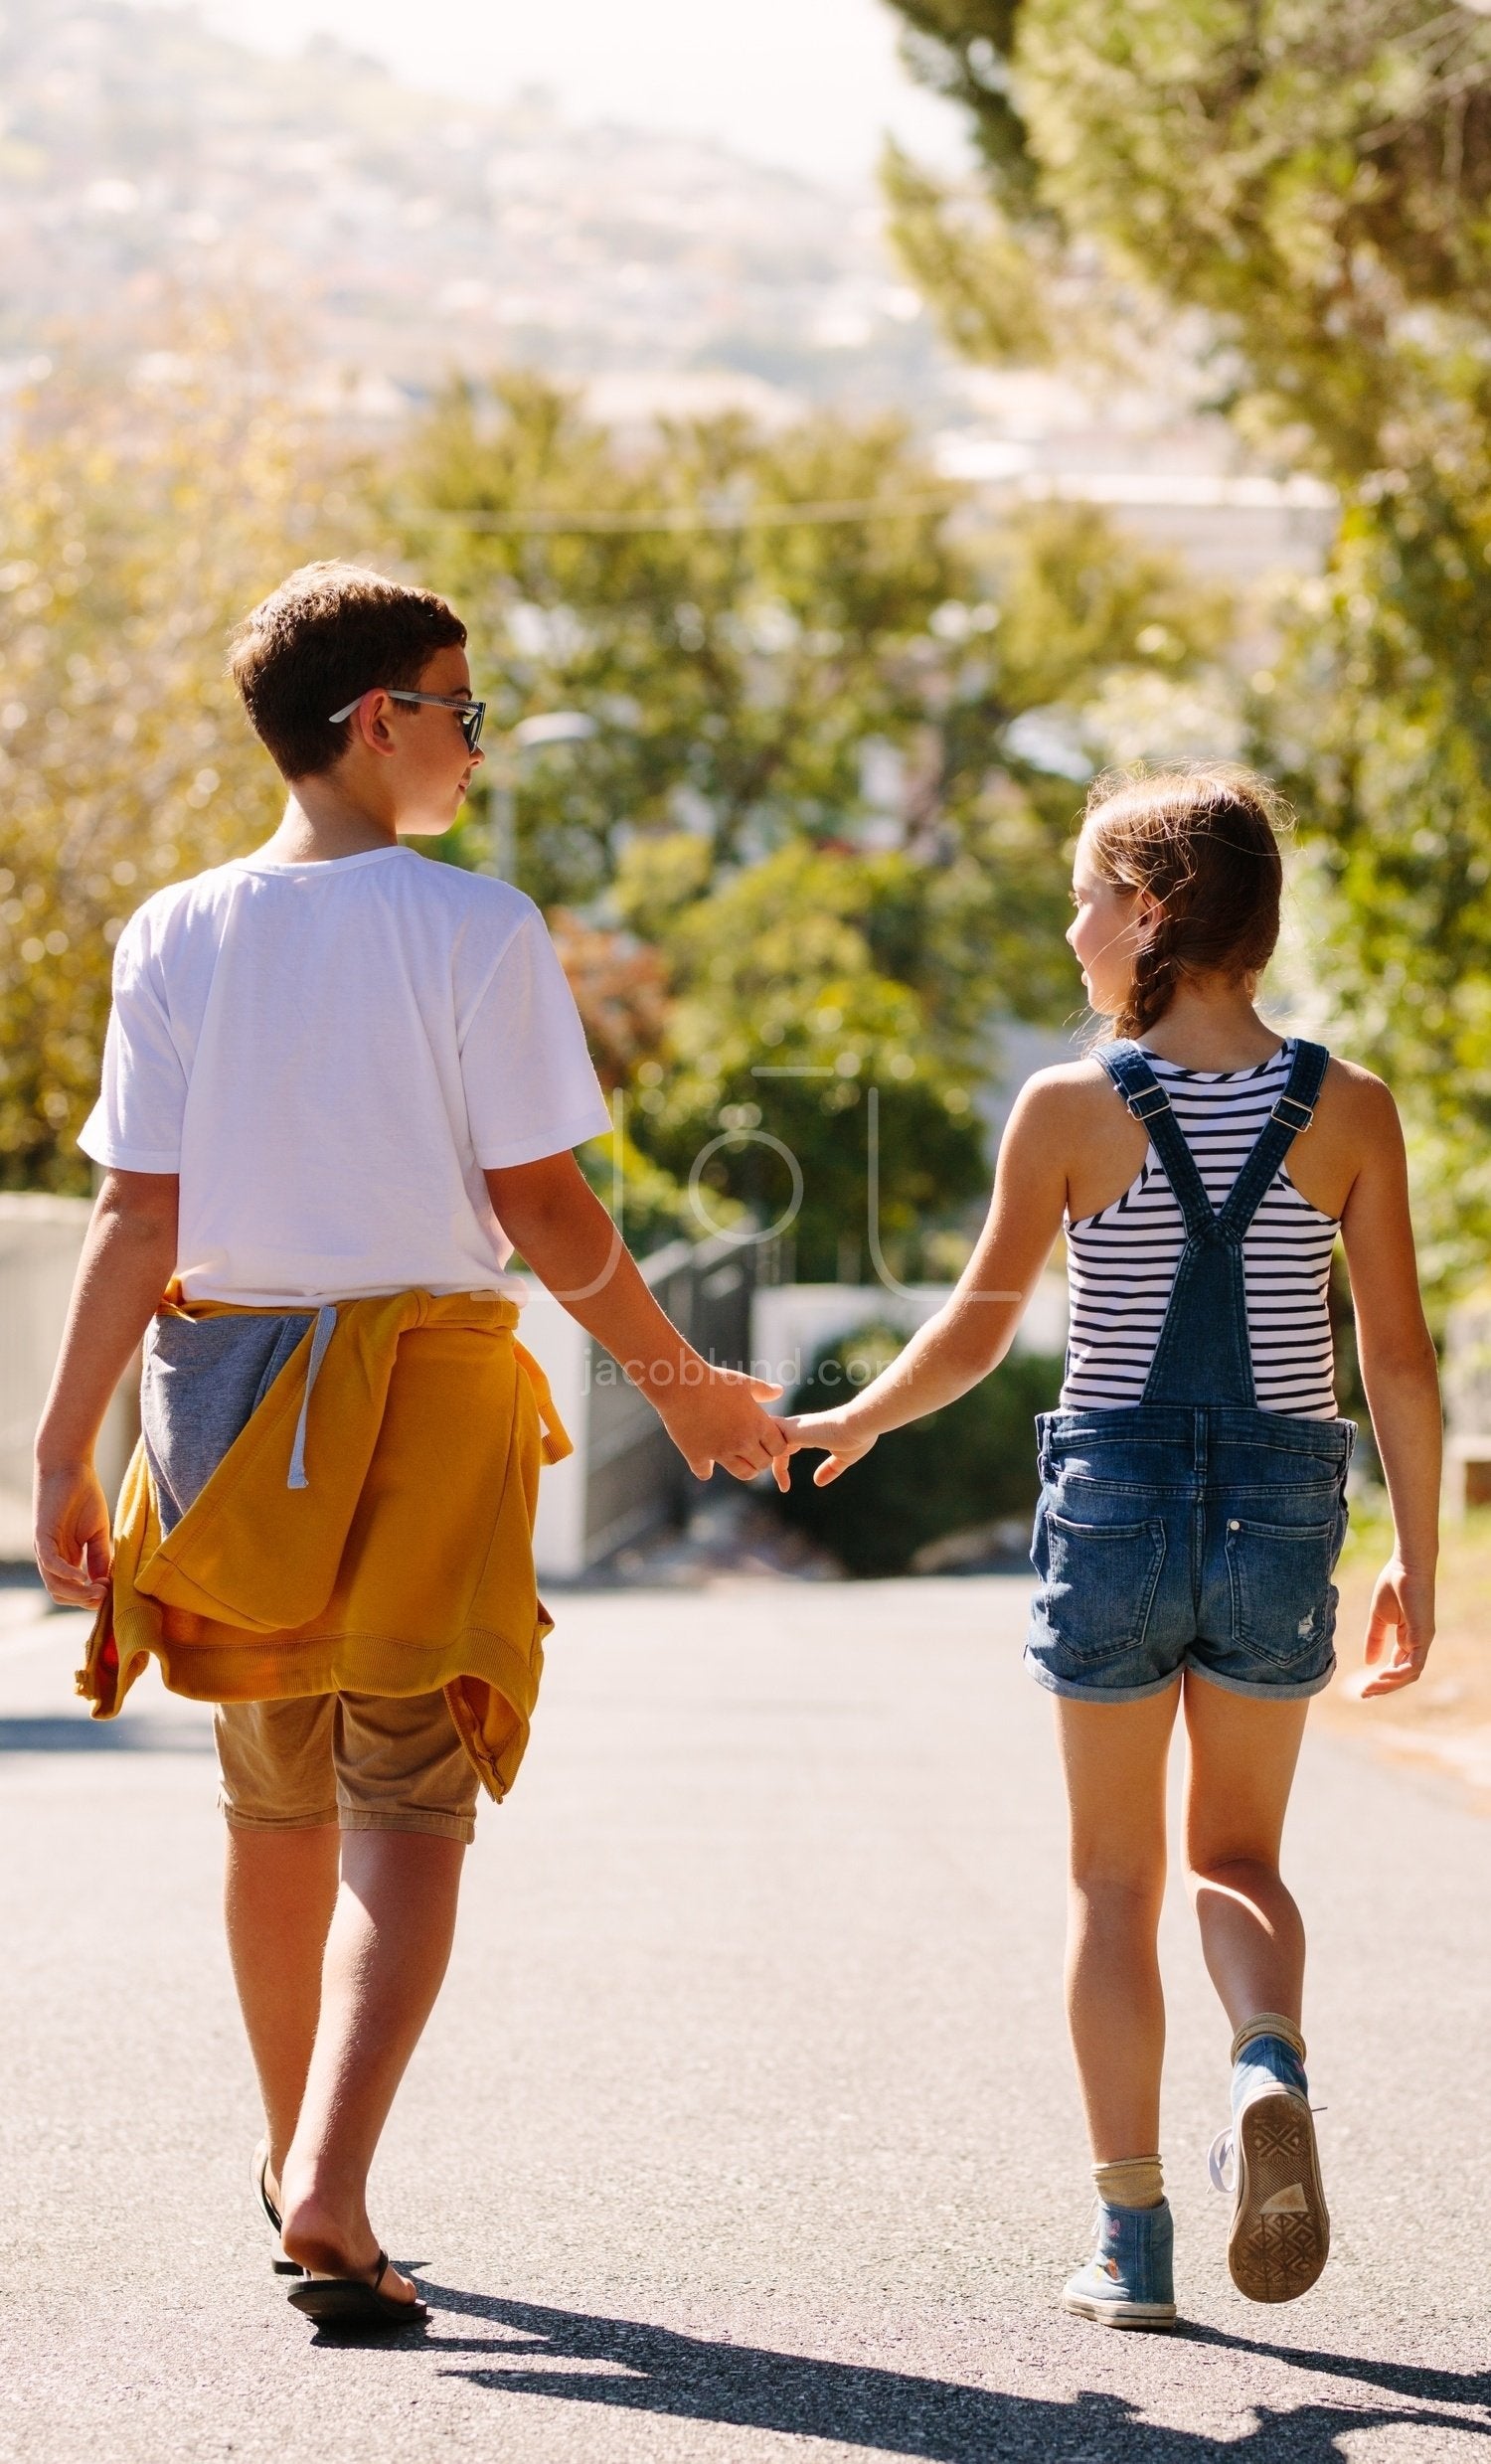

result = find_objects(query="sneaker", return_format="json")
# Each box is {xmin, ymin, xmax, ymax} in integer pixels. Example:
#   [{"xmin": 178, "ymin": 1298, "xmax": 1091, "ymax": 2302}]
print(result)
[
  {"xmin": 1209, "ymin": 2034, "xmax": 1328, "ymax": 2303},
  {"xmin": 1061, "ymin": 2198, "xmax": 1176, "ymax": 2330}
]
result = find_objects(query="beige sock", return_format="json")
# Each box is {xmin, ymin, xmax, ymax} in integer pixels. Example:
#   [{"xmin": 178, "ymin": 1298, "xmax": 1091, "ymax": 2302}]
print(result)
[
  {"xmin": 1231, "ymin": 2011, "xmax": 1306, "ymax": 2065},
  {"xmin": 1092, "ymin": 2156, "xmax": 1165, "ymax": 2211}
]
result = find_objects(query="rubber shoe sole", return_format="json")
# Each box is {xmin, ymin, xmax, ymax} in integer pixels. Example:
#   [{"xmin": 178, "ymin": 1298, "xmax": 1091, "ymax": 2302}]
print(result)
[
  {"xmin": 1229, "ymin": 2089, "xmax": 1329, "ymax": 2303},
  {"xmin": 1060, "ymin": 2286, "xmax": 1176, "ymax": 2330}
]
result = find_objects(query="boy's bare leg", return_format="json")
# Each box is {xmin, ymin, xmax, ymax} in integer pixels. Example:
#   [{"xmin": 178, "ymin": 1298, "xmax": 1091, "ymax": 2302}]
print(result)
[
  {"xmin": 224, "ymin": 1824, "xmax": 340, "ymax": 2190},
  {"xmin": 277, "ymin": 1830, "xmax": 465, "ymax": 2301}
]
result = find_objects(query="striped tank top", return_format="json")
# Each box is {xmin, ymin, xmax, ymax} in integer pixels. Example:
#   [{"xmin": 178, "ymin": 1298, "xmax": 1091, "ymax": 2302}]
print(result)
[{"xmin": 1061, "ymin": 1040, "xmax": 1340, "ymax": 1419}]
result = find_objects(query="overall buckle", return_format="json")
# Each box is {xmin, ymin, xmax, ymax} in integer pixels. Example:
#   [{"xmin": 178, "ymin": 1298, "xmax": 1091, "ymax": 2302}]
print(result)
[
  {"xmin": 1127, "ymin": 1084, "xmax": 1172, "ymax": 1122},
  {"xmin": 1271, "ymin": 1093, "xmax": 1315, "ymax": 1131}
]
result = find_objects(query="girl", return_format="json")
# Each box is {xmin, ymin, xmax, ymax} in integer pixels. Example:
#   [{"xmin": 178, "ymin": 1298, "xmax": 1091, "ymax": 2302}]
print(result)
[{"xmin": 783, "ymin": 766, "xmax": 1439, "ymax": 2328}]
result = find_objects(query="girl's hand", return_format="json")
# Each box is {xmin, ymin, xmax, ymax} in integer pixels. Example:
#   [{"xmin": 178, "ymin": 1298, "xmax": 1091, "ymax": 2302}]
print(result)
[
  {"xmin": 1356, "ymin": 1557, "xmax": 1434, "ymax": 1696},
  {"xmin": 777, "ymin": 1408, "xmax": 878, "ymax": 1489}
]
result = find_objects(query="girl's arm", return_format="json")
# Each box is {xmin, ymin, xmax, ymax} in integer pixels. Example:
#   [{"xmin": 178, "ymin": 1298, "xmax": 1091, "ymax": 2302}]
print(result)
[
  {"xmin": 782, "ymin": 1074, "xmax": 1072, "ymax": 1486},
  {"xmin": 1337, "ymin": 1078, "xmax": 1441, "ymax": 1696}
]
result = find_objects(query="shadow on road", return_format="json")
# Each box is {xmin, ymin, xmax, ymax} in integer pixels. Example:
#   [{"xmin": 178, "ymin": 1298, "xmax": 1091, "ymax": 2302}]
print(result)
[
  {"xmin": 0, "ymin": 1714, "xmax": 212, "ymax": 1753},
  {"xmin": 406, "ymin": 2287, "xmax": 1490, "ymax": 2460},
  {"xmin": 1176, "ymin": 2322, "xmax": 1491, "ymax": 2410}
]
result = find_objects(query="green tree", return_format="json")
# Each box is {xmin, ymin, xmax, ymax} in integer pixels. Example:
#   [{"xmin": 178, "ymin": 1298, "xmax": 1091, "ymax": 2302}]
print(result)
[
  {"xmin": 775, "ymin": 1319, "xmax": 1063, "ymax": 1575},
  {"xmin": 1261, "ymin": 516, "xmax": 1491, "ymax": 1288},
  {"xmin": 391, "ymin": 374, "xmax": 961, "ymax": 904},
  {"xmin": 3, "ymin": 347, "xmax": 1228, "ymax": 1250},
  {"xmin": 882, "ymin": 0, "xmax": 1491, "ymax": 1287},
  {"xmin": 0, "ymin": 342, "xmax": 375, "ymax": 1192},
  {"xmin": 885, "ymin": 1, "xmax": 1491, "ymax": 471},
  {"xmin": 392, "ymin": 373, "xmax": 1223, "ymax": 906},
  {"xmin": 614, "ymin": 839, "xmax": 992, "ymax": 1278},
  {"xmin": 394, "ymin": 374, "xmax": 1228, "ymax": 1270}
]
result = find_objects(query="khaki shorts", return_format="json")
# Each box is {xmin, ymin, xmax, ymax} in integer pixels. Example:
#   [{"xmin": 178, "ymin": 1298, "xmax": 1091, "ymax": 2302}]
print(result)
[{"xmin": 215, "ymin": 1691, "xmax": 480, "ymax": 1845}]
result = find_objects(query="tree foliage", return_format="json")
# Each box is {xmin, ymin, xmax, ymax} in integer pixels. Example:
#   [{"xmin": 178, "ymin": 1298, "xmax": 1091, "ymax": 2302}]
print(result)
[
  {"xmin": 2, "ymin": 352, "xmax": 1227, "ymax": 1262},
  {"xmin": 391, "ymin": 375, "xmax": 961, "ymax": 903},
  {"xmin": 776, "ymin": 1319, "xmax": 1063, "ymax": 1575},
  {"xmin": 0, "ymin": 344, "xmax": 370, "ymax": 1192},
  {"xmin": 613, "ymin": 838, "xmax": 993, "ymax": 1278},
  {"xmin": 392, "ymin": 373, "xmax": 1223, "ymax": 902},
  {"xmin": 883, "ymin": 0, "xmax": 1491, "ymax": 1286},
  {"xmin": 392, "ymin": 375, "xmax": 1228, "ymax": 1269},
  {"xmin": 1261, "ymin": 508, "xmax": 1491, "ymax": 1287},
  {"xmin": 886, "ymin": 0, "xmax": 1491, "ymax": 466}
]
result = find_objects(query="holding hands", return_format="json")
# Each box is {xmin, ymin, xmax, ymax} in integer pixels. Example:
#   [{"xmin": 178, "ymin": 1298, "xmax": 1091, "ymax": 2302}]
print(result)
[
  {"xmin": 653, "ymin": 1384, "xmax": 882, "ymax": 1494},
  {"xmin": 774, "ymin": 1406, "xmax": 878, "ymax": 1488},
  {"xmin": 654, "ymin": 1364, "xmax": 796, "ymax": 1489},
  {"xmin": 654, "ymin": 1379, "xmax": 880, "ymax": 1493}
]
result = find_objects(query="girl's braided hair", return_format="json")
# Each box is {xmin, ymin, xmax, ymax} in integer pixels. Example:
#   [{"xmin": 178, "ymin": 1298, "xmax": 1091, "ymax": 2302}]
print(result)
[{"xmin": 1082, "ymin": 764, "xmax": 1289, "ymax": 1041}]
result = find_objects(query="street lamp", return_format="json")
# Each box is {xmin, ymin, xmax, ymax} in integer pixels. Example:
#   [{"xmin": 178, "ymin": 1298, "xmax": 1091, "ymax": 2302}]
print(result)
[{"xmin": 485, "ymin": 710, "xmax": 597, "ymax": 884}]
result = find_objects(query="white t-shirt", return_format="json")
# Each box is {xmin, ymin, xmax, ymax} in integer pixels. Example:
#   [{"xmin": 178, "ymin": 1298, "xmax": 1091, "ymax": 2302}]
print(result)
[{"xmin": 80, "ymin": 846, "xmax": 612, "ymax": 1305}]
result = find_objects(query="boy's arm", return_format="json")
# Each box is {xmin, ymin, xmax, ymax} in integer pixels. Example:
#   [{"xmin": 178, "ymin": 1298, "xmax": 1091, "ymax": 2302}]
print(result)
[
  {"xmin": 782, "ymin": 1075, "xmax": 1071, "ymax": 1485},
  {"xmin": 1337, "ymin": 1077, "xmax": 1441, "ymax": 1696},
  {"xmin": 485, "ymin": 1151, "xmax": 790, "ymax": 1486},
  {"xmin": 34, "ymin": 1170, "xmax": 179, "ymax": 1606}
]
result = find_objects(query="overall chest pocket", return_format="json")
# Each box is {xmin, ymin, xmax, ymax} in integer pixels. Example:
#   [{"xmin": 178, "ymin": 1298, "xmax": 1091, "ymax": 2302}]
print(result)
[
  {"xmin": 1225, "ymin": 1513, "xmax": 1345, "ymax": 1664},
  {"xmin": 1033, "ymin": 1506, "xmax": 1168, "ymax": 1663}
]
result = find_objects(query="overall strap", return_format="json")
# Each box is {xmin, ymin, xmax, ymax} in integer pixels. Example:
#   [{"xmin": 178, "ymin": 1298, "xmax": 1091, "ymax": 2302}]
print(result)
[
  {"xmin": 1095, "ymin": 1043, "xmax": 1216, "ymax": 1239},
  {"xmin": 1095, "ymin": 1037, "xmax": 1330, "ymax": 1410},
  {"xmin": 1214, "ymin": 1041, "xmax": 1330, "ymax": 1241}
]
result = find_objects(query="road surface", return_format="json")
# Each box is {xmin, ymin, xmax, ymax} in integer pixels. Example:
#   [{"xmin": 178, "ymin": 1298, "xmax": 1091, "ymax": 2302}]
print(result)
[{"xmin": 0, "ymin": 1569, "xmax": 1486, "ymax": 2462}]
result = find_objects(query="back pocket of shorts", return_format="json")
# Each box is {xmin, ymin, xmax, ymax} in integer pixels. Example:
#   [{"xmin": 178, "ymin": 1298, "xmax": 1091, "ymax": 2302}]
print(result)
[
  {"xmin": 1035, "ymin": 1509, "xmax": 1167, "ymax": 1664},
  {"xmin": 1225, "ymin": 1517, "xmax": 1340, "ymax": 1664}
]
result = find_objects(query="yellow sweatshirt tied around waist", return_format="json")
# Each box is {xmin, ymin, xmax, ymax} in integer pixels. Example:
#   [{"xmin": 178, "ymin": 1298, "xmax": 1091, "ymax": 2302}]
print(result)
[{"xmin": 78, "ymin": 1287, "xmax": 571, "ymax": 1801}]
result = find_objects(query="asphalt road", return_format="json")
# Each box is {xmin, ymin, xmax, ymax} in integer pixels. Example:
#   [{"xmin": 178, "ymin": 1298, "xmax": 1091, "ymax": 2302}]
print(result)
[{"xmin": 0, "ymin": 1569, "xmax": 1486, "ymax": 2463}]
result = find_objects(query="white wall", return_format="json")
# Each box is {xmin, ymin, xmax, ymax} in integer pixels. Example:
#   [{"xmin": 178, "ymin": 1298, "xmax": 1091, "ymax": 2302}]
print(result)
[
  {"xmin": 0, "ymin": 1194, "xmax": 138, "ymax": 1558},
  {"xmin": 511, "ymin": 1278, "xmax": 593, "ymax": 1582}
]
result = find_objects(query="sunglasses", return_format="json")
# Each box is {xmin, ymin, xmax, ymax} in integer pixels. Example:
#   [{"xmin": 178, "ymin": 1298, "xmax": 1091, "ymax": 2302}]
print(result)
[{"xmin": 328, "ymin": 688, "xmax": 486, "ymax": 754}]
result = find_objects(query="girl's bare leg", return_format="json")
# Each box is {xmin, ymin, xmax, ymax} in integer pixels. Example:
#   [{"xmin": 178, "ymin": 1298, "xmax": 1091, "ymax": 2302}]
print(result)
[
  {"xmin": 1182, "ymin": 1677, "xmax": 1310, "ymax": 2029},
  {"xmin": 1055, "ymin": 1685, "xmax": 1180, "ymax": 2161},
  {"xmin": 276, "ymin": 1830, "xmax": 465, "ymax": 2301}
]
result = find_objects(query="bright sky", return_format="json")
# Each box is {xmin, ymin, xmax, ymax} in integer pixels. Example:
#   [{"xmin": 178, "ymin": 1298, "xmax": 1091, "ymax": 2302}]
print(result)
[{"xmin": 170, "ymin": 0, "xmax": 972, "ymax": 185}]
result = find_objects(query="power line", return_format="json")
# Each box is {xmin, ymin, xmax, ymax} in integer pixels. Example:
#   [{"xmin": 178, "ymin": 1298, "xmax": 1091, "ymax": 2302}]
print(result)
[{"xmin": 392, "ymin": 488, "xmax": 963, "ymax": 538}]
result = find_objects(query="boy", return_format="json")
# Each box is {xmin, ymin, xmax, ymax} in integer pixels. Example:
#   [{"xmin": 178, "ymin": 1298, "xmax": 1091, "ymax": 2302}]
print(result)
[{"xmin": 34, "ymin": 561, "xmax": 790, "ymax": 2328}]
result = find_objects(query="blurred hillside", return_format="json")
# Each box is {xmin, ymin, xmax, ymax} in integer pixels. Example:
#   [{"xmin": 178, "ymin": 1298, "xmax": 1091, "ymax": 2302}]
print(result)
[
  {"xmin": 0, "ymin": 1, "xmax": 1346, "ymax": 585},
  {"xmin": 0, "ymin": 0, "xmax": 951, "ymax": 419}
]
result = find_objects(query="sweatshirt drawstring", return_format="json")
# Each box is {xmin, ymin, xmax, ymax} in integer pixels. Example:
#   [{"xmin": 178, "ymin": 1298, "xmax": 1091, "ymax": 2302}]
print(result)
[{"xmin": 287, "ymin": 1305, "xmax": 338, "ymax": 1490}]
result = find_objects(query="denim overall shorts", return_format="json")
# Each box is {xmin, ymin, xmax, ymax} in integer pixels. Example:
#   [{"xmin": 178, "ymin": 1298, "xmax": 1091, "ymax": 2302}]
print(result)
[{"xmin": 1025, "ymin": 1039, "xmax": 1354, "ymax": 1704}]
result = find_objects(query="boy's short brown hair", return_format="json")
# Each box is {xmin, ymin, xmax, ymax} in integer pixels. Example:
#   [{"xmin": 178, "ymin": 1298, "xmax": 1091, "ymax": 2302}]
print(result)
[{"xmin": 229, "ymin": 561, "xmax": 467, "ymax": 781}]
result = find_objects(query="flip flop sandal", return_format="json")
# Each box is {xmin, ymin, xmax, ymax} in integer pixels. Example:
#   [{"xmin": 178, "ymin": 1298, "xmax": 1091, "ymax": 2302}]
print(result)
[
  {"xmin": 253, "ymin": 2141, "xmax": 305, "ymax": 2278},
  {"xmin": 287, "ymin": 2251, "xmax": 428, "ymax": 2330}
]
